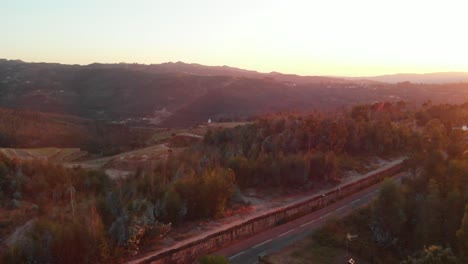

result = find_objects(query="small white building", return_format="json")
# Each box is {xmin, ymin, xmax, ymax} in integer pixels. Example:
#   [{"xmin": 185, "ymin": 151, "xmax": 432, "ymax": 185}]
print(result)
[{"xmin": 452, "ymin": 125, "xmax": 468, "ymax": 131}]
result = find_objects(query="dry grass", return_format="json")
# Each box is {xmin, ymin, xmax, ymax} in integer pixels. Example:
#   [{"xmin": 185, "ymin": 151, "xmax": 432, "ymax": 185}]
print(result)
[
  {"xmin": 209, "ymin": 121, "xmax": 252, "ymax": 128},
  {"xmin": 0, "ymin": 148, "xmax": 83, "ymax": 162},
  {"xmin": 147, "ymin": 122, "xmax": 252, "ymax": 144}
]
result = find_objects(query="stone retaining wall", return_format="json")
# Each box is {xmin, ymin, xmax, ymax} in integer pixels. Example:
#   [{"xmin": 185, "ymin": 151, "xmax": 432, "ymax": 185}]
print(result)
[{"xmin": 136, "ymin": 162, "xmax": 403, "ymax": 264}]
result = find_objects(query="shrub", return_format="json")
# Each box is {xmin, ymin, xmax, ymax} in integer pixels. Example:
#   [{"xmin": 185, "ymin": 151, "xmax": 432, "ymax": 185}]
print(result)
[
  {"xmin": 3, "ymin": 218, "xmax": 108, "ymax": 264},
  {"xmin": 199, "ymin": 254, "xmax": 230, "ymax": 264}
]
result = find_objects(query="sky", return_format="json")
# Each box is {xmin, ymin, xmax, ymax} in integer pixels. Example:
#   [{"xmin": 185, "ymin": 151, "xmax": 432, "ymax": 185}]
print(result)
[{"xmin": 2, "ymin": 0, "xmax": 468, "ymax": 76}]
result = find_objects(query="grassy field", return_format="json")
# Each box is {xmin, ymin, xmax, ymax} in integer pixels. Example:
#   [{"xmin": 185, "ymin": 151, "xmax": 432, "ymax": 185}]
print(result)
[
  {"xmin": 67, "ymin": 143, "xmax": 178, "ymax": 170},
  {"xmin": 147, "ymin": 122, "xmax": 252, "ymax": 144},
  {"xmin": 209, "ymin": 121, "xmax": 252, "ymax": 128},
  {"xmin": 0, "ymin": 148, "xmax": 85, "ymax": 162},
  {"xmin": 1, "ymin": 121, "xmax": 252, "ymax": 170}
]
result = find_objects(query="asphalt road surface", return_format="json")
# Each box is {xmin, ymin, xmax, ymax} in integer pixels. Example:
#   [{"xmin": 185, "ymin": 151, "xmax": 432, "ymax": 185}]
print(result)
[{"xmin": 216, "ymin": 172, "xmax": 407, "ymax": 264}]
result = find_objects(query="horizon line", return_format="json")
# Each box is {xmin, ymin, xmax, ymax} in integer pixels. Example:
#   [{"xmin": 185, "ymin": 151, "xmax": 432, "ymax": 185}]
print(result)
[{"xmin": 1, "ymin": 57, "xmax": 468, "ymax": 79}]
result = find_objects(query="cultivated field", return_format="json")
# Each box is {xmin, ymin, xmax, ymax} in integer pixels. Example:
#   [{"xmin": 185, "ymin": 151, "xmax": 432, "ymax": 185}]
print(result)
[
  {"xmin": 0, "ymin": 147, "xmax": 86, "ymax": 162},
  {"xmin": 1, "ymin": 122, "xmax": 251, "ymax": 171}
]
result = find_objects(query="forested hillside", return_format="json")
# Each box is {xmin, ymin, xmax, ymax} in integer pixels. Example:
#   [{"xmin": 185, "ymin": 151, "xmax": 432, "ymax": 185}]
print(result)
[
  {"xmin": 2, "ymin": 59, "xmax": 468, "ymax": 127},
  {"xmin": 2, "ymin": 102, "xmax": 464, "ymax": 263},
  {"xmin": 308, "ymin": 103, "xmax": 468, "ymax": 263}
]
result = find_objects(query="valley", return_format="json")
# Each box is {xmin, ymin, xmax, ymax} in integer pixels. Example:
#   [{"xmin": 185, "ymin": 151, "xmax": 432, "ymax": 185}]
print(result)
[
  {"xmin": 0, "ymin": 60, "xmax": 467, "ymax": 264},
  {"xmin": 2, "ymin": 60, "xmax": 468, "ymax": 128}
]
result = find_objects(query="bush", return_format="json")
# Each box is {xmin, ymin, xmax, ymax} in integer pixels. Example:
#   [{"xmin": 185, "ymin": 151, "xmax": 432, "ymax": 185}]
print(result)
[
  {"xmin": 199, "ymin": 254, "xmax": 230, "ymax": 264},
  {"xmin": 401, "ymin": 245, "xmax": 459, "ymax": 264},
  {"xmin": 10, "ymin": 199, "xmax": 21, "ymax": 209},
  {"xmin": 3, "ymin": 218, "xmax": 108, "ymax": 264}
]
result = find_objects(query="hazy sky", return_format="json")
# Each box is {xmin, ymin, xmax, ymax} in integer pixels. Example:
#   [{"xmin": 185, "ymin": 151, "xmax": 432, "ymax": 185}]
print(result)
[{"xmin": 2, "ymin": 0, "xmax": 468, "ymax": 76}]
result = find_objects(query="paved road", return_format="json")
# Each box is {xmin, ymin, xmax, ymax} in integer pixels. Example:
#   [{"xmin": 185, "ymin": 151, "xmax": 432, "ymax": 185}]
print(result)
[
  {"xmin": 127, "ymin": 160, "xmax": 403, "ymax": 264},
  {"xmin": 216, "ymin": 172, "xmax": 407, "ymax": 264}
]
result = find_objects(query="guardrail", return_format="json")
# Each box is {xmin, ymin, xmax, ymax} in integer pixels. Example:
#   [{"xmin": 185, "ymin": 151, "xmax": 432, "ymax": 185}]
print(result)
[{"xmin": 131, "ymin": 160, "xmax": 404, "ymax": 264}]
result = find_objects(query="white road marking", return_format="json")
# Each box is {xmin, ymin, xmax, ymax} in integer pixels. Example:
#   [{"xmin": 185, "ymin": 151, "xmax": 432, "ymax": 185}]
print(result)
[
  {"xmin": 300, "ymin": 220, "xmax": 316, "ymax": 228},
  {"xmin": 323, "ymin": 212, "xmax": 332, "ymax": 218},
  {"xmin": 278, "ymin": 229, "xmax": 296, "ymax": 237},
  {"xmin": 335, "ymin": 205, "xmax": 346, "ymax": 212},
  {"xmin": 231, "ymin": 177, "xmax": 400, "ymax": 260},
  {"xmin": 252, "ymin": 239, "xmax": 272, "ymax": 249},
  {"xmin": 229, "ymin": 251, "xmax": 245, "ymax": 260}
]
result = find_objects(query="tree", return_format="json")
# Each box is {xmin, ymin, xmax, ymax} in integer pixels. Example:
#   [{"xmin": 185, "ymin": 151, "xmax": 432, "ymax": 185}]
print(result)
[
  {"xmin": 201, "ymin": 168, "xmax": 235, "ymax": 218},
  {"xmin": 227, "ymin": 156, "xmax": 251, "ymax": 187},
  {"xmin": 199, "ymin": 254, "xmax": 229, "ymax": 264},
  {"xmin": 372, "ymin": 118, "xmax": 396, "ymax": 155},
  {"xmin": 456, "ymin": 204, "xmax": 468, "ymax": 256},
  {"xmin": 443, "ymin": 190, "xmax": 463, "ymax": 247},
  {"xmin": 447, "ymin": 130, "xmax": 466, "ymax": 158},
  {"xmin": 416, "ymin": 179, "xmax": 444, "ymax": 247},
  {"xmin": 424, "ymin": 150, "xmax": 447, "ymax": 194},
  {"xmin": 163, "ymin": 188, "xmax": 185, "ymax": 223},
  {"xmin": 370, "ymin": 179, "xmax": 405, "ymax": 248},
  {"xmin": 323, "ymin": 121, "xmax": 348, "ymax": 154},
  {"xmin": 309, "ymin": 151, "xmax": 339, "ymax": 182},
  {"xmin": 0, "ymin": 162, "xmax": 7, "ymax": 201},
  {"xmin": 279, "ymin": 154, "xmax": 308, "ymax": 186},
  {"xmin": 351, "ymin": 104, "xmax": 370, "ymax": 122},
  {"xmin": 3, "ymin": 219, "xmax": 103, "ymax": 264},
  {"xmin": 323, "ymin": 151, "xmax": 339, "ymax": 181},
  {"xmin": 401, "ymin": 245, "xmax": 459, "ymax": 264},
  {"xmin": 423, "ymin": 119, "xmax": 448, "ymax": 151},
  {"xmin": 447, "ymin": 160, "xmax": 468, "ymax": 195}
]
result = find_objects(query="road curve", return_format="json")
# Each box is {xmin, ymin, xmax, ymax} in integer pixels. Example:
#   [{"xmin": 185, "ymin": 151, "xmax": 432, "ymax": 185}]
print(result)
[{"xmin": 216, "ymin": 172, "xmax": 407, "ymax": 264}]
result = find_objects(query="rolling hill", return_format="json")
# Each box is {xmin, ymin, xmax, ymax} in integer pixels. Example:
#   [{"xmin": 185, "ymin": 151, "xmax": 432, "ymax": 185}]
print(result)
[
  {"xmin": 2, "ymin": 59, "xmax": 468, "ymax": 127},
  {"xmin": 354, "ymin": 72, "xmax": 468, "ymax": 84}
]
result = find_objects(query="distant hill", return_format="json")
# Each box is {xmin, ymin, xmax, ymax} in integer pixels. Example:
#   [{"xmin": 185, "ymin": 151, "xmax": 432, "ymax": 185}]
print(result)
[
  {"xmin": 354, "ymin": 72, "xmax": 468, "ymax": 84},
  {"xmin": 2, "ymin": 59, "xmax": 468, "ymax": 127},
  {"xmin": 0, "ymin": 59, "xmax": 356, "ymax": 126},
  {"xmin": 86, "ymin": 61, "xmax": 349, "ymax": 84}
]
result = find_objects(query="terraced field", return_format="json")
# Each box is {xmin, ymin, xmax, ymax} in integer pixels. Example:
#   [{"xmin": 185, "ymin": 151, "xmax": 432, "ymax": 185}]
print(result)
[
  {"xmin": 0, "ymin": 148, "xmax": 87, "ymax": 162},
  {"xmin": 1, "ymin": 122, "xmax": 250, "ymax": 172}
]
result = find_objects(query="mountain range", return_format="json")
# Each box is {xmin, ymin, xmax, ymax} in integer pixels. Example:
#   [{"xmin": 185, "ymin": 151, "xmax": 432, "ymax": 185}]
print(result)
[
  {"xmin": 352, "ymin": 72, "xmax": 468, "ymax": 84},
  {"xmin": 1, "ymin": 59, "xmax": 468, "ymax": 127}
]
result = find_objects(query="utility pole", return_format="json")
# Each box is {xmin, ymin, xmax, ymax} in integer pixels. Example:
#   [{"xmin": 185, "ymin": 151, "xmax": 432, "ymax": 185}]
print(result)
[
  {"xmin": 151, "ymin": 160, "xmax": 155, "ymax": 195},
  {"xmin": 69, "ymin": 185, "xmax": 76, "ymax": 219}
]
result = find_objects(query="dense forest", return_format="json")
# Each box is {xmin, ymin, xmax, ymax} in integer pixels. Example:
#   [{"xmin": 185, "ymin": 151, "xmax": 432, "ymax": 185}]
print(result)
[
  {"xmin": 0, "ymin": 102, "xmax": 467, "ymax": 263},
  {"xmin": 312, "ymin": 104, "xmax": 468, "ymax": 263}
]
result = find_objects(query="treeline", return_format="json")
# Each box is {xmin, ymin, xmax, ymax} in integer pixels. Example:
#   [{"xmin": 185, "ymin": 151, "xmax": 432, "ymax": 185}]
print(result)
[
  {"xmin": 0, "ymin": 108, "xmax": 151, "ymax": 155},
  {"xmin": 202, "ymin": 102, "xmax": 416, "ymax": 188},
  {"xmin": 1, "ymin": 102, "xmax": 466, "ymax": 263},
  {"xmin": 313, "ymin": 103, "xmax": 468, "ymax": 263}
]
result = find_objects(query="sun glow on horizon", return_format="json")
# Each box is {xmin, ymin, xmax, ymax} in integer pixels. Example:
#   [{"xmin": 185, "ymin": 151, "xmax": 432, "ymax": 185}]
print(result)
[{"xmin": 2, "ymin": 0, "xmax": 468, "ymax": 76}]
